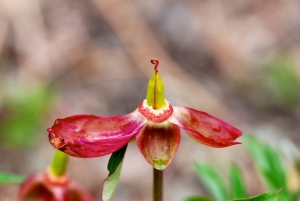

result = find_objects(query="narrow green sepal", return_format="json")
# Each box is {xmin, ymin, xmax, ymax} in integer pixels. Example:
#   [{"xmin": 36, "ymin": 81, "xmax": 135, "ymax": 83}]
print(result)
[
  {"xmin": 146, "ymin": 70, "xmax": 166, "ymax": 109},
  {"xmin": 50, "ymin": 150, "xmax": 68, "ymax": 177}
]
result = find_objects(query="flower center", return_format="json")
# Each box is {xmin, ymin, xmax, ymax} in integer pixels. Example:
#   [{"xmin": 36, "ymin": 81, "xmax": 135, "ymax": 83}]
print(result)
[{"xmin": 138, "ymin": 99, "xmax": 173, "ymax": 123}]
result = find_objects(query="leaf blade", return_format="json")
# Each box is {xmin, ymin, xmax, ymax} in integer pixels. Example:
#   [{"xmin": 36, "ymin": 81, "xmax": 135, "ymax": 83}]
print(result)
[
  {"xmin": 243, "ymin": 134, "xmax": 286, "ymax": 190},
  {"xmin": 194, "ymin": 162, "xmax": 227, "ymax": 201},
  {"xmin": 183, "ymin": 196, "xmax": 214, "ymax": 201},
  {"xmin": 228, "ymin": 188, "xmax": 282, "ymax": 201},
  {"xmin": 230, "ymin": 163, "xmax": 248, "ymax": 199},
  {"xmin": 102, "ymin": 145, "xmax": 127, "ymax": 201}
]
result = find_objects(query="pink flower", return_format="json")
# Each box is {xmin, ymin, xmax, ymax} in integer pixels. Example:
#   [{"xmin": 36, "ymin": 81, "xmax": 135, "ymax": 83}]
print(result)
[
  {"xmin": 18, "ymin": 170, "xmax": 94, "ymax": 201},
  {"xmin": 48, "ymin": 59, "xmax": 242, "ymax": 170}
]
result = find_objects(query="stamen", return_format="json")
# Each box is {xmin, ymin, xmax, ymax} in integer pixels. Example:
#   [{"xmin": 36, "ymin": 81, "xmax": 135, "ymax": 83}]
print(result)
[{"xmin": 151, "ymin": 59, "xmax": 159, "ymax": 72}]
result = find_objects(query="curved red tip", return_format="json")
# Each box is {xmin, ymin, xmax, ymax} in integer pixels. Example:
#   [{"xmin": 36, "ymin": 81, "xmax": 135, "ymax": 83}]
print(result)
[{"xmin": 151, "ymin": 59, "xmax": 159, "ymax": 72}]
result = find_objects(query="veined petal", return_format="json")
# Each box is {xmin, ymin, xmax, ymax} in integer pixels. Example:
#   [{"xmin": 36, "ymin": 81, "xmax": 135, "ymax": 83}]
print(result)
[
  {"xmin": 169, "ymin": 107, "xmax": 242, "ymax": 148},
  {"xmin": 136, "ymin": 121, "xmax": 180, "ymax": 170},
  {"xmin": 48, "ymin": 111, "xmax": 147, "ymax": 157}
]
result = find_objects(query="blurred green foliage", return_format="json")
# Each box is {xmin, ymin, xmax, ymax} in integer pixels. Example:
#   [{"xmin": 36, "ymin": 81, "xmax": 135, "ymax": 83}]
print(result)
[
  {"xmin": 229, "ymin": 163, "xmax": 248, "ymax": 199},
  {"xmin": 245, "ymin": 55, "xmax": 300, "ymax": 111},
  {"xmin": 185, "ymin": 133, "xmax": 300, "ymax": 201},
  {"xmin": 184, "ymin": 189, "xmax": 282, "ymax": 201},
  {"xmin": 184, "ymin": 197, "xmax": 214, "ymax": 201},
  {"xmin": 243, "ymin": 135, "xmax": 288, "ymax": 198},
  {"xmin": 229, "ymin": 189, "xmax": 282, "ymax": 201},
  {"xmin": 0, "ymin": 85, "xmax": 55, "ymax": 148},
  {"xmin": 194, "ymin": 163, "xmax": 228, "ymax": 201},
  {"xmin": 263, "ymin": 56, "xmax": 300, "ymax": 109},
  {"xmin": 0, "ymin": 172, "xmax": 25, "ymax": 184}
]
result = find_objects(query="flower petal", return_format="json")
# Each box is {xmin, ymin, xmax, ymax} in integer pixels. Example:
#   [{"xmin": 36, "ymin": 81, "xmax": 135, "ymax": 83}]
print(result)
[
  {"xmin": 48, "ymin": 111, "xmax": 146, "ymax": 157},
  {"xmin": 169, "ymin": 107, "xmax": 242, "ymax": 147},
  {"xmin": 136, "ymin": 121, "xmax": 180, "ymax": 170}
]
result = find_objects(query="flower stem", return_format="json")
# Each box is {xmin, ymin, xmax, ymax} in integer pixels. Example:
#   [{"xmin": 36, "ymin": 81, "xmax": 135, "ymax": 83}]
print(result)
[
  {"xmin": 153, "ymin": 168, "xmax": 163, "ymax": 201},
  {"xmin": 50, "ymin": 151, "xmax": 68, "ymax": 177}
]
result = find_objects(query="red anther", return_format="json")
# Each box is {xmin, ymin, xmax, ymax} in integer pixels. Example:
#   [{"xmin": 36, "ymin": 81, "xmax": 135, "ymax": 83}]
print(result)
[{"xmin": 151, "ymin": 59, "xmax": 159, "ymax": 72}]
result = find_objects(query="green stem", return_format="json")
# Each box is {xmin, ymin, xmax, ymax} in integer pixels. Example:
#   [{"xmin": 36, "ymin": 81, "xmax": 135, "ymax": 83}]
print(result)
[
  {"xmin": 153, "ymin": 168, "xmax": 163, "ymax": 201},
  {"xmin": 50, "ymin": 151, "xmax": 68, "ymax": 177}
]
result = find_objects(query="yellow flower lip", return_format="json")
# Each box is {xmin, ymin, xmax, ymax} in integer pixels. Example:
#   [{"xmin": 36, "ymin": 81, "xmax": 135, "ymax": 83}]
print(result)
[{"xmin": 138, "ymin": 99, "xmax": 173, "ymax": 123}]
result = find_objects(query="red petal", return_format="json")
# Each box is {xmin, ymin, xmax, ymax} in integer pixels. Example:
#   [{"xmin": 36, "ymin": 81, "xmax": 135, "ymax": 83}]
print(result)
[
  {"xmin": 48, "ymin": 111, "xmax": 146, "ymax": 157},
  {"xmin": 136, "ymin": 121, "xmax": 180, "ymax": 170},
  {"xmin": 169, "ymin": 107, "xmax": 242, "ymax": 148}
]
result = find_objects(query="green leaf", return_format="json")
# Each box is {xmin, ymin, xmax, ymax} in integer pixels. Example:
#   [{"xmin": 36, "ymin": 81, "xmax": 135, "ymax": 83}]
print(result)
[
  {"xmin": 230, "ymin": 163, "xmax": 248, "ymax": 199},
  {"xmin": 183, "ymin": 196, "xmax": 214, "ymax": 201},
  {"xmin": 0, "ymin": 172, "xmax": 25, "ymax": 184},
  {"xmin": 228, "ymin": 188, "xmax": 282, "ymax": 201},
  {"xmin": 102, "ymin": 145, "xmax": 127, "ymax": 201},
  {"xmin": 107, "ymin": 145, "xmax": 127, "ymax": 174},
  {"xmin": 194, "ymin": 162, "xmax": 227, "ymax": 201},
  {"xmin": 243, "ymin": 134, "xmax": 286, "ymax": 190}
]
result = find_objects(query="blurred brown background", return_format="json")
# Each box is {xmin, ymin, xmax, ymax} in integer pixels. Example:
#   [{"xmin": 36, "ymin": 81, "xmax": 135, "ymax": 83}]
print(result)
[{"xmin": 0, "ymin": 0, "xmax": 300, "ymax": 200}]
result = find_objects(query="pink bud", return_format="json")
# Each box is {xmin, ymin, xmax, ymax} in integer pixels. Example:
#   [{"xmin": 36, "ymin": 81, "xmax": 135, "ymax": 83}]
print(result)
[{"xmin": 18, "ymin": 170, "xmax": 94, "ymax": 201}]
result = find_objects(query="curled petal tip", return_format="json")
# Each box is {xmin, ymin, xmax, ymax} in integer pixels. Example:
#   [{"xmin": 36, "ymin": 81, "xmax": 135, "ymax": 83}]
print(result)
[{"xmin": 151, "ymin": 58, "xmax": 159, "ymax": 72}]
